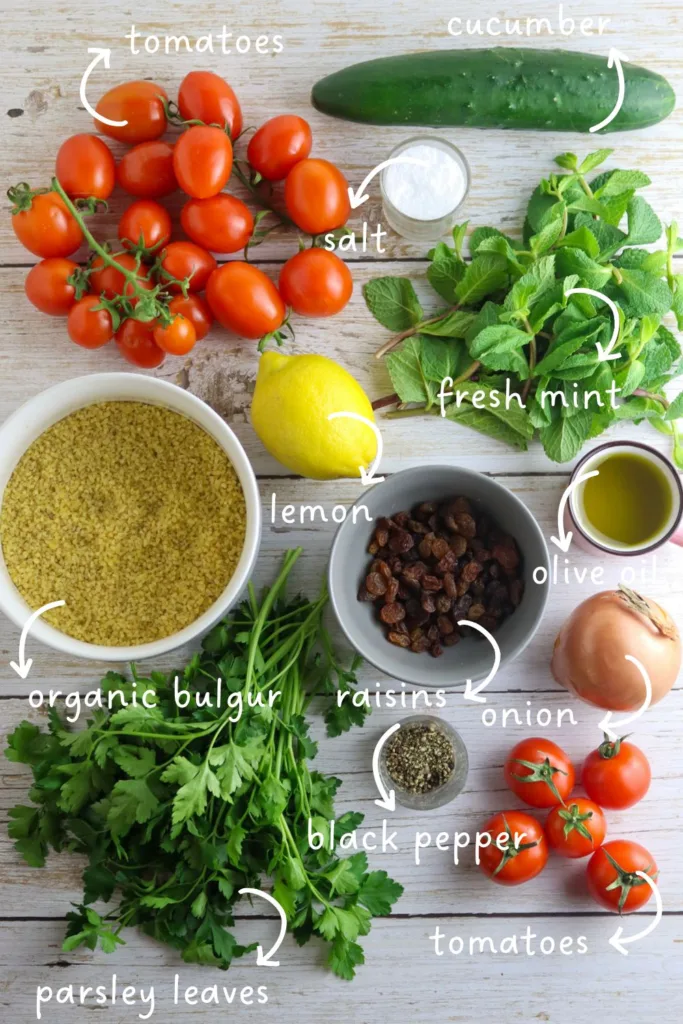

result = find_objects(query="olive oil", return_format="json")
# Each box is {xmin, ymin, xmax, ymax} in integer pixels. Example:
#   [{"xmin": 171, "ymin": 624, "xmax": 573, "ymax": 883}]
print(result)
[{"xmin": 581, "ymin": 452, "xmax": 672, "ymax": 547}]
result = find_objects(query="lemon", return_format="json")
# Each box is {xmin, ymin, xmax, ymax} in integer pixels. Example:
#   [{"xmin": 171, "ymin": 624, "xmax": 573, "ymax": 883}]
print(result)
[{"xmin": 251, "ymin": 352, "xmax": 377, "ymax": 480}]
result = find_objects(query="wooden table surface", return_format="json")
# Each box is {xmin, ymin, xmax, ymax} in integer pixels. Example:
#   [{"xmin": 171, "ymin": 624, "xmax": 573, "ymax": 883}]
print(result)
[{"xmin": 1, "ymin": 1, "xmax": 682, "ymax": 1021}]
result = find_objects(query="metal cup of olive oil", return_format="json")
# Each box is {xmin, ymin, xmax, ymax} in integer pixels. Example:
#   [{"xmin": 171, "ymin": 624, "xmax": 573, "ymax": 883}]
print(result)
[{"xmin": 567, "ymin": 441, "xmax": 683, "ymax": 556}]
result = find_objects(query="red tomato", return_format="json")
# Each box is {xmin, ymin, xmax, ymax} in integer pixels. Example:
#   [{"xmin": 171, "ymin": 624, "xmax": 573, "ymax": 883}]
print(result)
[
  {"xmin": 90, "ymin": 253, "xmax": 153, "ymax": 300},
  {"xmin": 173, "ymin": 126, "xmax": 233, "ymax": 199},
  {"xmin": 180, "ymin": 194, "xmax": 253, "ymax": 254},
  {"xmin": 55, "ymin": 134, "xmax": 115, "ymax": 200},
  {"xmin": 206, "ymin": 263, "xmax": 285, "ymax": 339},
  {"xmin": 582, "ymin": 736, "xmax": 651, "ymax": 810},
  {"xmin": 118, "ymin": 200, "xmax": 172, "ymax": 251},
  {"xmin": 95, "ymin": 81, "xmax": 167, "ymax": 144},
  {"xmin": 587, "ymin": 840, "xmax": 658, "ymax": 913},
  {"xmin": 177, "ymin": 71, "xmax": 242, "ymax": 139},
  {"xmin": 546, "ymin": 798, "xmax": 607, "ymax": 859},
  {"xmin": 478, "ymin": 810, "xmax": 548, "ymax": 886},
  {"xmin": 504, "ymin": 738, "xmax": 575, "ymax": 808},
  {"xmin": 168, "ymin": 294, "xmax": 213, "ymax": 340},
  {"xmin": 115, "ymin": 318, "xmax": 165, "ymax": 368},
  {"xmin": 153, "ymin": 315, "xmax": 197, "ymax": 356},
  {"xmin": 12, "ymin": 192, "xmax": 83, "ymax": 258},
  {"xmin": 284, "ymin": 158, "xmax": 351, "ymax": 235},
  {"xmin": 25, "ymin": 258, "xmax": 78, "ymax": 316},
  {"xmin": 278, "ymin": 248, "xmax": 352, "ymax": 317},
  {"xmin": 158, "ymin": 242, "xmax": 217, "ymax": 294},
  {"xmin": 247, "ymin": 115, "xmax": 312, "ymax": 181},
  {"xmin": 117, "ymin": 141, "xmax": 177, "ymax": 198},
  {"xmin": 67, "ymin": 295, "xmax": 113, "ymax": 349}
]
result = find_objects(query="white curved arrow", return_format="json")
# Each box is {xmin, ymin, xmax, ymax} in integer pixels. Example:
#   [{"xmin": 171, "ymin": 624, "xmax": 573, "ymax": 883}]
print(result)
[
  {"xmin": 598, "ymin": 655, "xmax": 653, "ymax": 741},
  {"xmin": 373, "ymin": 722, "xmax": 400, "ymax": 812},
  {"xmin": 609, "ymin": 872, "xmax": 662, "ymax": 955},
  {"xmin": 550, "ymin": 469, "xmax": 600, "ymax": 553},
  {"xmin": 10, "ymin": 600, "xmax": 66, "ymax": 680},
  {"xmin": 80, "ymin": 48, "xmax": 128, "ymax": 127},
  {"xmin": 347, "ymin": 156, "xmax": 429, "ymax": 209},
  {"xmin": 590, "ymin": 49, "xmax": 629, "ymax": 134},
  {"xmin": 565, "ymin": 287, "xmax": 621, "ymax": 362},
  {"xmin": 237, "ymin": 888, "xmax": 287, "ymax": 966},
  {"xmin": 458, "ymin": 620, "xmax": 501, "ymax": 703},
  {"xmin": 327, "ymin": 411, "xmax": 384, "ymax": 484}
]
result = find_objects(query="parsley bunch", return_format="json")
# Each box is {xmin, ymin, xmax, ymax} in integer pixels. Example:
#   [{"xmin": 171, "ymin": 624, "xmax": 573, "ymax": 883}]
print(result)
[
  {"xmin": 366, "ymin": 149, "xmax": 683, "ymax": 464},
  {"xmin": 5, "ymin": 549, "xmax": 402, "ymax": 980}
]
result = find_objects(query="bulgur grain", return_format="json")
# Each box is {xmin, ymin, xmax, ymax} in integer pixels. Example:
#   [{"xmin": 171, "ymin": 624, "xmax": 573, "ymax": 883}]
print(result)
[{"xmin": 0, "ymin": 401, "xmax": 247, "ymax": 646}]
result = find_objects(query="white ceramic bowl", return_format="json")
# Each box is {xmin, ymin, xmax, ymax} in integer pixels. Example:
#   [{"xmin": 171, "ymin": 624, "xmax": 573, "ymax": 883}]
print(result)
[{"xmin": 0, "ymin": 373, "xmax": 261, "ymax": 662}]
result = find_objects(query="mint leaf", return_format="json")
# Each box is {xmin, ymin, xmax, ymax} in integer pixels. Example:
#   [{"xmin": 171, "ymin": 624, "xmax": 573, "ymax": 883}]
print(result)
[
  {"xmin": 363, "ymin": 277, "xmax": 423, "ymax": 332},
  {"xmin": 555, "ymin": 152, "xmax": 578, "ymax": 170},
  {"xmin": 664, "ymin": 392, "xmax": 683, "ymax": 421},
  {"xmin": 427, "ymin": 244, "xmax": 466, "ymax": 303},
  {"xmin": 446, "ymin": 404, "xmax": 529, "ymax": 450},
  {"xmin": 454, "ymin": 255, "xmax": 508, "ymax": 306},
  {"xmin": 624, "ymin": 197, "xmax": 662, "ymax": 246},
  {"xmin": 578, "ymin": 149, "xmax": 613, "ymax": 174},
  {"xmin": 420, "ymin": 310, "xmax": 475, "ymax": 338},
  {"xmin": 615, "ymin": 269, "xmax": 673, "ymax": 317},
  {"xmin": 386, "ymin": 336, "xmax": 431, "ymax": 404},
  {"xmin": 555, "ymin": 248, "xmax": 612, "ymax": 290},
  {"xmin": 597, "ymin": 169, "xmax": 651, "ymax": 197},
  {"xmin": 556, "ymin": 226, "xmax": 600, "ymax": 258},
  {"xmin": 468, "ymin": 325, "xmax": 530, "ymax": 378},
  {"xmin": 539, "ymin": 411, "xmax": 593, "ymax": 462}
]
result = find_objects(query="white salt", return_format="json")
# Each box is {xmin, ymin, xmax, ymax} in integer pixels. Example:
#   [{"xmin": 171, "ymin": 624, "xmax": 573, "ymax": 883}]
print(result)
[{"xmin": 384, "ymin": 142, "xmax": 467, "ymax": 221}]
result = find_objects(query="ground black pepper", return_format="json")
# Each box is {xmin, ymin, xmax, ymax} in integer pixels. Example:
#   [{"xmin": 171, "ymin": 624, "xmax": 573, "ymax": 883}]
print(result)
[{"xmin": 385, "ymin": 722, "xmax": 455, "ymax": 794}]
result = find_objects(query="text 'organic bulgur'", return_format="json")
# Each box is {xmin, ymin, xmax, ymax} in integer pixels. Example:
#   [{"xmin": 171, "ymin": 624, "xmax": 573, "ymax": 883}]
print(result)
[{"xmin": 0, "ymin": 401, "xmax": 247, "ymax": 646}]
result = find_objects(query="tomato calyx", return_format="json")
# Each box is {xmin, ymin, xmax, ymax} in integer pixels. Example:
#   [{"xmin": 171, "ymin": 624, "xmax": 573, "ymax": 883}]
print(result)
[
  {"xmin": 490, "ymin": 813, "xmax": 541, "ymax": 878},
  {"xmin": 557, "ymin": 803, "xmax": 595, "ymax": 842},
  {"xmin": 597, "ymin": 733, "xmax": 630, "ymax": 760},
  {"xmin": 509, "ymin": 756, "xmax": 568, "ymax": 805},
  {"xmin": 257, "ymin": 316, "xmax": 295, "ymax": 355},
  {"xmin": 7, "ymin": 181, "xmax": 50, "ymax": 214},
  {"xmin": 66, "ymin": 266, "xmax": 93, "ymax": 301},
  {"xmin": 601, "ymin": 848, "xmax": 659, "ymax": 914}
]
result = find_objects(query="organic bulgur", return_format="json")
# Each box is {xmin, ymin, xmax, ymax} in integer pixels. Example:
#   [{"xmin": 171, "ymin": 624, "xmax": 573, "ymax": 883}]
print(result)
[{"xmin": 0, "ymin": 401, "xmax": 247, "ymax": 646}]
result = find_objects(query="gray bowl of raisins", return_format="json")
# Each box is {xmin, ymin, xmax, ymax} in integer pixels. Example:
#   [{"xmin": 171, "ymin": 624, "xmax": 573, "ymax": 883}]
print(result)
[{"xmin": 328, "ymin": 465, "xmax": 550, "ymax": 687}]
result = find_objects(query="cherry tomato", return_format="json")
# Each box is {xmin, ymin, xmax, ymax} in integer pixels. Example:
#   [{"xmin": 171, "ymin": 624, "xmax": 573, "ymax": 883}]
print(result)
[
  {"xmin": 115, "ymin": 318, "xmax": 165, "ymax": 368},
  {"xmin": 25, "ymin": 258, "xmax": 78, "ymax": 316},
  {"xmin": 177, "ymin": 70, "xmax": 242, "ymax": 139},
  {"xmin": 95, "ymin": 81, "xmax": 167, "ymax": 144},
  {"xmin": 173, "ymin": 126, "xmax": 233, "ymax": 200},
  {"xmin": 55, "ymin": 134, "xmax": 115, "ymax": 200},
  {"xmin": 158, "ymin": 242, "xmax": 217, "ymax": 294},
  {"xmin": 546, "ymin": 798, "xmax": 607, "ymax": 859},
  {"xmin": 180, "ymin": 194, "xmax": 253, "ymax": 254},
  {"xmin": 117, "ymin": 141, "xmax": 177, "ymax": 199},
  {"xmin": 284, "ymin": 158, "xmax": 350, "ymax": 235},
  {"xmin": 168, "ymin": 294, "xmax": 213, "ymax": 340},
  {"xmin": 247, "ymin": 115, "xmax": 312, "ymax": 181},
  {"xmin": 206, "ymin": 263, "xmax": 285, "ymax": 339},
  {"xmin": 90, "ymin": 253, "xmax": 153, "ymax": 300},
  {"xmin": 504, "ymin": 737, "xmax": 575, "ymax": 809},
  {"xmin": 153, "ymin": 315, "xmax": 197, "ymax": 356},
  {"xmin": 582, "ymin": 736, "xmax": 651, "ymax": 810},
  {"xmin": 12, "ymin": 191, "xmax": 83, "ymax": 258},
  {"xmin": 278, "ymin": 248, "xmax": 352, "ymax": 317},
  {"xmin": 478, "ymin": 810, "xmax": 548, "ymax": 886},
  {"xmin": 587, "ymin": 840, "xmax": 658, "ymax": 913},
  {"xmin": 118, "ymin": 200, "xmax": 172, "ymax": 252},
  {"xmin": 67, "ymin": 295, "xmax": 113, "ymax": 349}
]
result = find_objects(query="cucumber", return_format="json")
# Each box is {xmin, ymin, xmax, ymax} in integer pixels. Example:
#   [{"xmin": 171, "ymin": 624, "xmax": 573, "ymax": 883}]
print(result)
[{"xmin": 311, "ymin": 48, "xmax": 675, "ymax": 133}]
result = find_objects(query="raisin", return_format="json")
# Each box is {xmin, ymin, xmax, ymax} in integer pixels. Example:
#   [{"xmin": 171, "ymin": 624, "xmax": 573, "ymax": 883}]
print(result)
[
  {"xmin": 453, "ymin": 594, "xmax": 473, "ymax": 617},
  {"xmin": 389, "ymin": 556, "xmax": 403, "ymax": 574},
  {"xmin": 478, "ymin": 615, "xmax": 498, "ymax": 633},
  {"xmin": 443, "ymin": 633, "xmax": 461, "ymax": 647},
  {"xmin": 393, "ymin": 510, "xmax": 410, "ymax": 527},
  {"xmin": 421, "ymin": 593, "xmax": 437, "ymax": 614},
  {"xmin": 380, "ymin": 602, "xmax": 406, "ymax": 625},
  {"xmin": 417, "ymin": 501, "xmax": 438, "ymax": 518},
  {"xmin": 437, "ymin": 615, "xmax": 454, "ymax": 635},
  {"xmin": 366, "ymin": 572, "xmax": 388, "ymax": 597},
  {"xmin": 389, "ymin": 529, "xmax": 414, "ymax": 554},
  {"xmin": 357, "ymin": 584, "xmax": 375, "ymax": 602},
  {"xmin": 449, "ymin": 535, "xmax": 468, "ymax": 558},
  {"xmin": 397, "ymin": 584, "xmax": 411, "ymax": 601},
  {"xmin": 395, "ymin": 620, "xmax": 409, "ymax": 635},
  {"xmin": 408, "ymin": 518, "xmax": 429, "ymax": 535},
  {"xmin": 367, "ymin": 540, "xmax": 379, "ymax": 555},
  {"xmin": 443, "ymin": 572, "xmax": 458, "ymax": 598},
  {"xmin": 385, "ymin": 577, "xmax": 399, "ymax": 603},
  {"xmin": 427, "ymin": 513, "xmax": 439, "ymax": 531},
  {"xmin": 411, "ymin": 637, "xmax": 431, "ymax": 653},
  {"xmin": 418, "ymin": 535, "xmax": 434, "ymax": 559},
  {"xmin": 468, "ymin": 602, "xmax": 486, "ymax": 621},
  {"xmin": 375, "ymin": 527, "xmax": 389, "ymax": 548},
  {"xmin": 436, "ymin": 594, "xmax": 452, "ymax": 614},
  {"xmin": 509, "ymin": 579, "xmax": 524, "ymax": 607},
  {"xmin": 489, "ymin": 561, "xmax": 501, "ymax": 579},
  {"xmin": 471, "ymin": 578, "xmax": 486, "ymax": 597},
  {"xmin": 422, "ymin": 574, "xmax": 443, "ymax": 592},
  {"xmin": 388, "ymin": 631, "xmax": 410, "ymax": 648},
  {"xmin": 431, "ymin": 537, "xmax": 450, "ymax": 560},
  {"xmin": 435, "ymin": 550, "xmax": 458, "ymax": 575},
  {"xmin": 427, "ymin": 624, "xmax": 440, "ymax": 643},
  {"xmin": 461, "ymin": 560, "xmax": 482, "ymax": 584},
  {"xmin": 430, "ymin": 642, "xmax": 444, "ymax": 658},
  {"xmin": 492, "ymin": 543, "xmax": 520, "ymax": 570},
  {"xmin": 453, "ymin": 512, "xmax": 477, "ymax": 538}
]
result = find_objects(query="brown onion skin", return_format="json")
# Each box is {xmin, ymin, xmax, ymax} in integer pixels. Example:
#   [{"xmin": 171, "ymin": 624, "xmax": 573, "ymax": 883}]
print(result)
[{"xmin": 551, "ymin": 590, "xmax": 681, "ymax": 712}]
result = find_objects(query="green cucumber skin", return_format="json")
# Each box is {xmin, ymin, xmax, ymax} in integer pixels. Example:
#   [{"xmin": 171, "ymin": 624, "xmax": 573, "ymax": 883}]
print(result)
[{"xmin": 311, "ymin": 48, "xmax": 676, "ymax": 133}]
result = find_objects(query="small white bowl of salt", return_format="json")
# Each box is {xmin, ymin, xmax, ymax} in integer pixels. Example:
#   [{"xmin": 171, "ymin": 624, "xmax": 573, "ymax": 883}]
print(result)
[{"xmin": 380, "ymin": 136, "xmax": 470, "ymax": 242}]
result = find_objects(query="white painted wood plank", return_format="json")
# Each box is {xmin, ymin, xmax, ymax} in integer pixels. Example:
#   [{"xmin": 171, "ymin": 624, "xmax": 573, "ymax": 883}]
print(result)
[
  {"xmin": 0, "ymin": 919, "xmax": 681, "ymax": 1024},
  {"xmin": 1, "ymin": 692, "xmax": 681, "ymax": 916}
]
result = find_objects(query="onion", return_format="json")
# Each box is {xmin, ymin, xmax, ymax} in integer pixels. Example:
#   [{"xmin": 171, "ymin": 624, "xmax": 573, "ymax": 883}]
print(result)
[{"xmin": 551, "ymin": 586, "xmax": 680, "ymax": 712}]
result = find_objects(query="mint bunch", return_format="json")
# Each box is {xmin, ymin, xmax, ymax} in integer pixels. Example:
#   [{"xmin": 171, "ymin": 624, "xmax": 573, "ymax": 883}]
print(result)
[
  {"xmin": 5, "ymin": 550, "xmax": 402, "ymax": 980},
  {"xmin": 366, "ymin": 150, "xmax": 683, "ymax": 464}
]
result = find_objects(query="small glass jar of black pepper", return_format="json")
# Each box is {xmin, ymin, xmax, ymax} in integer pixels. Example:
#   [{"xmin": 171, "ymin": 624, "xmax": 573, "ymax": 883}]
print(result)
[{"xmin": 379, "ymin": 714, "xmax": 469, "ymax": 810}]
